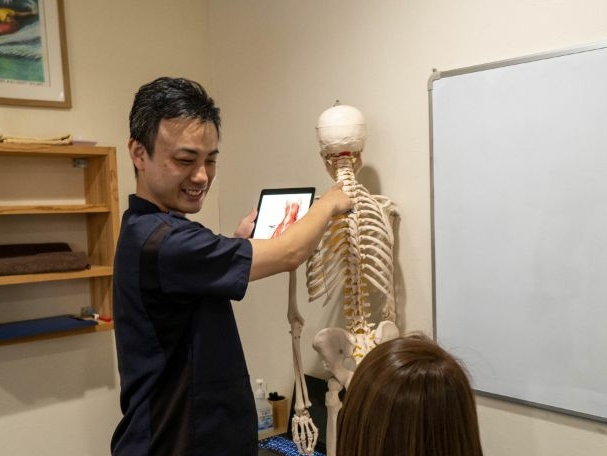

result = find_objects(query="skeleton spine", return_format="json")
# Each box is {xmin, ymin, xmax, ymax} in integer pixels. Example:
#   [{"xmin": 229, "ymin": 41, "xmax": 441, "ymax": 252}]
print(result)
[{"xmin": 333, "ymin": 156, "xmax": 374, "ymax": 360}]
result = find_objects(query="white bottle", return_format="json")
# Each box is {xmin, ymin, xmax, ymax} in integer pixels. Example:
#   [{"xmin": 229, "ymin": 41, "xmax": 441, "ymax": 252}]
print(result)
[{"xmin": 254, "ymin": 378, "xmax": 273, "ymax": 435}]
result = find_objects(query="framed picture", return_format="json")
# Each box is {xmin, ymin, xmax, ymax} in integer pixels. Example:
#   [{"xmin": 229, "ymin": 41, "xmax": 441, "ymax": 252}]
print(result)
[{"xmin": 0, "ymin": 0, "xmax": 71, "ymax": 108}]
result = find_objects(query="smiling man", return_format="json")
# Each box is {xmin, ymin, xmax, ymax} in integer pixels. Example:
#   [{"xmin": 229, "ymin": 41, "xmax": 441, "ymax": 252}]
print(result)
[
  {"xmin": 111, "ymin": 77, "xmax": 352, "ymax": 456},
  {"xmin": 129, "ymin": 116, "xmax": 218, "ymax": 215}
]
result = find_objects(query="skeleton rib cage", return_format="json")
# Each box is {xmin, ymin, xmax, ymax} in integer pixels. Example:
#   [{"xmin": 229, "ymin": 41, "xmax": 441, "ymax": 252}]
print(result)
[{"xmin": 306, "ymin": 155, "xmax": 398, "ymax": 362}]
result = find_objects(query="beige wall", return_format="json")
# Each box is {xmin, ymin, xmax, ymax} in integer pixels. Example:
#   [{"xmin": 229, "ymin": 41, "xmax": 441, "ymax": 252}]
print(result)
[
  {"xmin": 209, "ymin": 1, "xmax": 607, "ymax": 455},
  {"xmin": 1, "ymin": 0, "xmax": 606, "ymax": 455}
]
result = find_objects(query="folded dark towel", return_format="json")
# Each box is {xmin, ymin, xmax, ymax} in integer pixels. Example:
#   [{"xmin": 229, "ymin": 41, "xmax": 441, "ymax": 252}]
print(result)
[
  {"xmin": 0, "ymin": 243, "xmax": 71, "ymax": 259},
  {"xmin": 0, "ymin": 251, "xmax": 91, "ymax": 276}
]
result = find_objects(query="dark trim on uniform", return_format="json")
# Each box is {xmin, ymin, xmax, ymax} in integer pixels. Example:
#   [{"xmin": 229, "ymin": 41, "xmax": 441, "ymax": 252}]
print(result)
[{"xmin": 141, "ymin": 222, "xmax": 194, "ymax": 456}]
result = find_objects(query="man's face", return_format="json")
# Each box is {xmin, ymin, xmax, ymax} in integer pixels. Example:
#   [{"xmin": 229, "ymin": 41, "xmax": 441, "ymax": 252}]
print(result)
[{"xmin": 130, "ymin": 117, "xmax": 219, "ymax": 214}]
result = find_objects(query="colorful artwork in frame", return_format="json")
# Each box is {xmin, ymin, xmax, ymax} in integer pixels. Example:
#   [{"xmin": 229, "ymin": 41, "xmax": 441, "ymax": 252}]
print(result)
[{"xmin": 0, "ymin": 0, "xmax": 70, "ymax": 108}]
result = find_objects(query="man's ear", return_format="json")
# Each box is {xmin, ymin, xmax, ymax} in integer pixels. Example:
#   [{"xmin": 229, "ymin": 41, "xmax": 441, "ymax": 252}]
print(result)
[{"xmin": 129, "ymin": 139, "xmax": 147, "ymax": 172}]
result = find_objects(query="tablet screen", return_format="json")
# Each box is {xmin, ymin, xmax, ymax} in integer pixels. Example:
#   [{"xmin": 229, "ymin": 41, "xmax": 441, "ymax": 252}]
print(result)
[{"xmin": 251, "ymin": 187, "xmax": 316, "ymax": 239}]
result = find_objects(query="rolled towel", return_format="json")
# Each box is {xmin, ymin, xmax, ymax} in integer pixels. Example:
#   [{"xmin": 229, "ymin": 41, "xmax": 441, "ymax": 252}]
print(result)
[{"xmin": 2, "ymin": 134, "xmax": 72, "ymax": 145}]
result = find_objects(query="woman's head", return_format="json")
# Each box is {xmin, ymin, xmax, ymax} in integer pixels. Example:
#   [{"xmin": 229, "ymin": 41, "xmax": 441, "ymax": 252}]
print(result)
[{"xmin": 336, "ymin": 333, "xmax": 483, "ymax": 456}]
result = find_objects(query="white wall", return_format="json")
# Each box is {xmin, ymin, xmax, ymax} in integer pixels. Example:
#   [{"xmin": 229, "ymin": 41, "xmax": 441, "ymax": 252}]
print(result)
[
  {"xmin": 0, "ymin": 1, "xmax": 216, "ymax": 455},
  {"xmin": 208, "ymin": 1, "xmax": 607, "ymax": 455}
]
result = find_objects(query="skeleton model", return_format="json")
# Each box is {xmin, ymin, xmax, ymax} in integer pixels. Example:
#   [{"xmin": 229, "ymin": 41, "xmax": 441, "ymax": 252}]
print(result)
[{"xmin": 287, "ymin": 104, "xmax": 399, "ymax": 456}]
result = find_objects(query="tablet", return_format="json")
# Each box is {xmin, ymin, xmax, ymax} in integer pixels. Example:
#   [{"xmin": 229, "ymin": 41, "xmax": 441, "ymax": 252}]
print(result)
[{"xmin": 251, "ymin": 187, "xmax": 316, "ymax": 239}]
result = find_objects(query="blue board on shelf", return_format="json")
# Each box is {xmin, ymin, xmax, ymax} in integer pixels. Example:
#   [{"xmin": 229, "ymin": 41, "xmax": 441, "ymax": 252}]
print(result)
[{"xmin": 0, "ymin": 315, "xmax": 98, "ymax": 341}]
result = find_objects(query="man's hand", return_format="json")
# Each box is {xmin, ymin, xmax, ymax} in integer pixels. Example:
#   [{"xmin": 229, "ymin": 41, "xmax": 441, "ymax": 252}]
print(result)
[
  {"xmin": 316, "ymin": 181, "xmax": 354, "ymax": 217},
  {"xmin": 234, "ymin": 207, "xmax": 257, "ymax": 238}
]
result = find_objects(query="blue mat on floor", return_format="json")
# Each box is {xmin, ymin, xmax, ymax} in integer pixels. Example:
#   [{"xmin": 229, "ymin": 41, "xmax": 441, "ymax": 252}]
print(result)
[{"xmin": 259, "ymin": 435, "xmax": 326, "ymax": 456}]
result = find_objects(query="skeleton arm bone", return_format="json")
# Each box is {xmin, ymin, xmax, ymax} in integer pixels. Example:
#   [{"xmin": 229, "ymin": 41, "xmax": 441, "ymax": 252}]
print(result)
[
  {"xmin": 288, "ymin": 270, "xmax": 318, "ymax": 455},
  {"xmin": 288, "ymin": 271, "xmax": 309, "ymax": 411},
  {"xmin": 291, "ymin": 332, "xmax": 318, "ymax": 456}
]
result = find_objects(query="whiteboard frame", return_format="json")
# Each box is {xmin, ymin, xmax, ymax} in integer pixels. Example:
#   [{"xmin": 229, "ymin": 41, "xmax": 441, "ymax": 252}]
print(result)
[{"xmin": 429, "ymin": 41, "xmax": 607, "ymax": 424}]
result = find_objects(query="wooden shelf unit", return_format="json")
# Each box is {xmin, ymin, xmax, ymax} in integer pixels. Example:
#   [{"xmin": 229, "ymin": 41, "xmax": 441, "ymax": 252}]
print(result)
[{"xmin": 0, "ymin": 143, "xmax": 120, "ymax": 345}]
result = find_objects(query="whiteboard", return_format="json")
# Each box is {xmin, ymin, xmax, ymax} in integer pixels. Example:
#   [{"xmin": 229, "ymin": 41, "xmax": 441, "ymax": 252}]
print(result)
[{"xmin": 430, "ymin": 42, "xmax": 607, "ymax": 423}]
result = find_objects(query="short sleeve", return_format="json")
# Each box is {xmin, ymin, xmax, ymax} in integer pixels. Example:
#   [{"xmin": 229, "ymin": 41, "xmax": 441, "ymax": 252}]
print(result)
[{"xmin": 158, "ymin": 222, "xmax": 252, "ymax": 299}]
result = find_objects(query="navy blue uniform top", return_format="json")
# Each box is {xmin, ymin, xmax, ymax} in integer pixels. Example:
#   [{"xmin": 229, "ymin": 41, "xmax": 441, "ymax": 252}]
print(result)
[{"xmin": 111, "ymin": 195, "xmax": 257, "ymax": 456}]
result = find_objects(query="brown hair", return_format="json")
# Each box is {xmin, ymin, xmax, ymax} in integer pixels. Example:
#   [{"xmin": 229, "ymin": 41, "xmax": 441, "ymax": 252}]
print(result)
[{"xmin": 336, "ymin": 333, "xmax": 483, "ymax": 456}]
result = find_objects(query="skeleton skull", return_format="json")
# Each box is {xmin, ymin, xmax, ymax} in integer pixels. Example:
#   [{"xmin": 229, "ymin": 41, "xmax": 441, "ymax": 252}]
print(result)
[{"xmin": 316, "ymin": 105, "xmax": 366, "ymax": 175}]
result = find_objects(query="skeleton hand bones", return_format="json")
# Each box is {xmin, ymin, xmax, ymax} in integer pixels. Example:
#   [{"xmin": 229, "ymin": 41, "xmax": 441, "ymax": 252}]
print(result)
[{"xmin": 291, "ymin": 409, "xmax": 319, "ymax": 456}]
